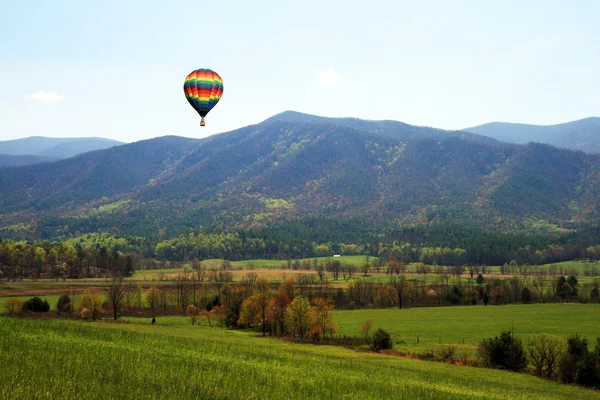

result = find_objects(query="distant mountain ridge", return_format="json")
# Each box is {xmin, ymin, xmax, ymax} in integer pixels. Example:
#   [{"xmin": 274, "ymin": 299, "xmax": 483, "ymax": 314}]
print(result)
[
  {"xmin": 0, "ymin": 154, "xmax": 60, "ymax": 167},
  {"xmin": 0, "ymin": 136, "xmax": 124, "ymax": 164},
  {"xmin": 267, "ymin": 111, "xmax": 502, "ymax": 145},
  {"xmin": 1, "ymin": 112, "xmax": 600, "ymax": 241},
  {"xmin": 464, "ymin": 117, "xmax": 600, "ymax": 153}
]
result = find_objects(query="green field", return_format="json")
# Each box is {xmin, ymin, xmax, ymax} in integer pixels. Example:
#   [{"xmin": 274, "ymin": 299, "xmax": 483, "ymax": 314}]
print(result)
[
  {"xmin": 1, "ymin": 317, "xmax": 597, "ymax": 399},
  {"xmin": 335, "ymin": 304, "xmax": 600, "ymax": 356}
]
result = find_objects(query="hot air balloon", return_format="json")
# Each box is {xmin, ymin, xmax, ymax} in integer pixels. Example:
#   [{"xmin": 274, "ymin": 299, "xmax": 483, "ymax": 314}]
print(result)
[{"xmin": 183, "ymin": 68, "xmax": 224, "ymax": 126}]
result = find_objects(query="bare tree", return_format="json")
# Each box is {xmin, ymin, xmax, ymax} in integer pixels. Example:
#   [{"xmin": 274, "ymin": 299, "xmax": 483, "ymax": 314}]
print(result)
[
  {"xmin": 528, "ymin": 334, "xmax": 565, "ymax": 379},
  {"xmin": 105, "ymin": 275, "xmax": 134, "ymax": 320},
  {"xmin": 390, "ymin": 275, "xmax": 407, "ymax": 309}
]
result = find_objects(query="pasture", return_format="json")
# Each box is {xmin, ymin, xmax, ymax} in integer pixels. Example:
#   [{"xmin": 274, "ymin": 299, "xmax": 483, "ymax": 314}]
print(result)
[
  {"xmin": 1, "ymin": 316, "xmax": 597, "ymax": 399},
  {"xmin": 335, "ymin": 303, "xmax": 600, "ymax": 356}
]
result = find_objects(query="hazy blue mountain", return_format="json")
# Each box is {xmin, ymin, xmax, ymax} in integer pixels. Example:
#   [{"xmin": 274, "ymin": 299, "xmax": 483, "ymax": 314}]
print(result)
[
  {"xmin": 464, "ymin": 117, "xmax": 600, "ymax": 153},
  {"xmin": 0, "ymin": 154, "xmax": 60, "ymax": 167},
  {"xmin": 0, "ymin": 136, "xmax": 125, "ymax": 159}
]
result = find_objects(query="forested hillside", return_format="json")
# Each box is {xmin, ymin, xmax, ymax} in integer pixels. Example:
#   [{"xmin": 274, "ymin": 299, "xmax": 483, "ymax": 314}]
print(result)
[{"xmin": 1, "ymin": 113, "xmax": 600, "ymax": 242}]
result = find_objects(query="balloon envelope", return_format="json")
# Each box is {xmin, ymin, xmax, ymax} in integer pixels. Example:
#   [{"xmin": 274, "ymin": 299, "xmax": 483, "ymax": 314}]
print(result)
[{"xmin": 183, "ymin": 69, "xmax": 224, "ymax": 123}]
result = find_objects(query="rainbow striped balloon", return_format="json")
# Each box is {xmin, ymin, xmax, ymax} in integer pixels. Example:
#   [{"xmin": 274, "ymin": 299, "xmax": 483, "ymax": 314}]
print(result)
[{"xmin": 183, "ymin": 68, "xmax": 224, "ymax": 126}]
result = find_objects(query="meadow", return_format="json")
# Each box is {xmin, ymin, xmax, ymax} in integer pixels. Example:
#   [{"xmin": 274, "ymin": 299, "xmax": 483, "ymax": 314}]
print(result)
[
  {"xmin": 335, "ymin": 304, "xmax": 600, "ymax": 356},
  {"xmin": 1, "ymin": 316, "xmax": 598, "ymax": 400},
  {"xmin": 120, "ymin": 303, "xmax": 600, "ymax": 358}
]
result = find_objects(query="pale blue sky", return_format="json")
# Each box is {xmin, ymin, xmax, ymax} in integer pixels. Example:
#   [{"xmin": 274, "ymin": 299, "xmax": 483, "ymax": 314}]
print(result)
[{"xmin": 1, "ymin": 0, "xmax": 598, "ymax": 142}]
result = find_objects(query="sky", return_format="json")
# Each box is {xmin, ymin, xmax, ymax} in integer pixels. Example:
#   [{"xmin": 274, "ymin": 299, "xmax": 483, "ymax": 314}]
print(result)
[{"xmin": 1, "ymin": 0, "xmax": 599, "ymax": 143}]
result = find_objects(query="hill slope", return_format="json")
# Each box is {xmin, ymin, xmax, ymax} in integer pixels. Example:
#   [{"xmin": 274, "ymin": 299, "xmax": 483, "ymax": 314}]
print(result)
[
  {"xmin": 0, "ymin": 154, "xmax": 59, "ymax": 167},
  {"xmin": 0, "ymin": 136, "xmax": 125, "ymax": 159},
  {"xmin": 465, "ymin": 117, "xmax": 600, "ymax": 153},
  {"xmin": 1, "ymin": 317, "xmax": 595, "ymax": 400},
  {"xmin": 1, "ymin": 113, "xmax": 600, "ymax": 240}
]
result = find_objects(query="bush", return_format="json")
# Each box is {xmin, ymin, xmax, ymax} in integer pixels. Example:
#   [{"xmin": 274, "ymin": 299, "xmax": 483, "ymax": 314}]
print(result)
[
  {"xmin": 371, "ymin": 328, "xmax": 393, "ymax": 352},
  {"xmin": 477, "ymin": 330, "xmax": 527, "ymax": 372},
  {"xmin": 56, "ymin": 295, "xmax": 72, "ymax": 313},
  {"xmin": 575, "ymin": 354, "xmax": 600, "ymax": 387},
  {"xmin": 80, "ymin": 308, "xmax": 92, "ymax": 321},
  {"xmin": 24, "ymin": 297, "xmax": 50, "ymax": 313},
  {"xmin": 4, "ymin": 298, "xmax": 21, "ymax": 316},
  {"xmin": 559, "ymin": 335, "xmax": 600, "ymax": 387},
  {"xmin": 436, "ymin": 345, "xmax": 457, "ymax": 362}
]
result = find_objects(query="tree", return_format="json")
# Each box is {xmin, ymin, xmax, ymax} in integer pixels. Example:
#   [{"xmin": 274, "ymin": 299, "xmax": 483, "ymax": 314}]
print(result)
[
  {"xmin": 77, "ymin": 293, "xmax": 104, "ymax": 321},
  {"xmin": 521, "ymin": 287, "xmax": 532, "ymax": 304},
  {"xmin": 311, "ymin": 297, "xmax": 338, "ymax": 339},
  {"xmin": 146, "ymin": 286, "xmax": 161, "ymax": 318},
  {"xmin": 186, "ymin": 304, "xmax": 199, "ymax": 325},
  {"xmin": 528, "ymin": 334, "xmax": 565, "ymax": 379},
  {"xmin": 267, "ymin": 290, "xmax": 290, "ymax": 336},
  {"xmin": 238, "ymin": 293, "xmax": 271, "ymax": 335},
  {"xmin": 33, "ymin": 247, "xmax": 46, "ymax": 279},
  {"xmin": 476, "ymin": 273, "xmax": 485, "ymax": 285},
  {"xmin": 104, "ymin": 275, "xmax": 133, "ymax": 320},
  {"xmin": 284, "ymin": 296, "xmax": 313, "ymax": 338},
  {"xmin": 390, "ymin": 275, "xmax": 407, "ymax": 309},
  {"xmin": 360, "ymin": 262, "xmax": 371, "ymax": 276}
]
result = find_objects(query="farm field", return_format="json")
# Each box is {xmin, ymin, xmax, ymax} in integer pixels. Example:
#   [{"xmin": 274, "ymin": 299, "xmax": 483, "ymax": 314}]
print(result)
[
  {"xmin": 335, "ymin": 304, "xmax": 600, "ymax": 356},
  {"xmin": 0, "ymin": 317, "xmax": 597, "ymax": 400}
]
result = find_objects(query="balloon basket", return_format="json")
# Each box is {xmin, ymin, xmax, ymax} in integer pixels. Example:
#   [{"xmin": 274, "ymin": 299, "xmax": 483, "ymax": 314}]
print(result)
[{"xmin": 200, "ymin": 120, "xmax": 206, "ymax": 126}]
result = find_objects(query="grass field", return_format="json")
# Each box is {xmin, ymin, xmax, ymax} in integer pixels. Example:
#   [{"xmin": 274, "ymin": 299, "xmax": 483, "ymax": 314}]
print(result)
[
  {"xmin": 1, "ymin": 317, "xmax": 597, "ymax": 399},
  {"xmin": 335, "ymin": 304, "xmax": 600, "ymax": 356}
]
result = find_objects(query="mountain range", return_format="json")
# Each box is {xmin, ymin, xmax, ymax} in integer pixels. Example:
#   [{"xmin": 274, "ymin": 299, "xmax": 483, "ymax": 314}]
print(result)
[
  {"xmin": 1, "ymin": 111, "xmax": 600, "ymax": 241},
  {"xmin": 465, "ymin": 117, "xmax": 600, "ymax": 153},
  {"xmin": 0, "ymin": 137, "xmax": 124, "ymax": 166}
]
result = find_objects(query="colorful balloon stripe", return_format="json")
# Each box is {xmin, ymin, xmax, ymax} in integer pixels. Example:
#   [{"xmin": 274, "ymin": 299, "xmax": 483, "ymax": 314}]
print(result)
[{"xmin": 184, "ymin": 68, "xmax": 224, "ymax": 119}]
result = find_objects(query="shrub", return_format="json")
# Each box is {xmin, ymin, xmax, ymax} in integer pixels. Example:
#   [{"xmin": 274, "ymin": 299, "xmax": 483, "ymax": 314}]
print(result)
[
  {"xmin": 25, "ymin": 297, "xmax": 50, "ymax": 313},
  {"xmin": 371, "ymin": 328, "xmax": 393, "ymax": 352},
  {"xmin": 477, "ymin": 330, "xmax": 527, "ymax": 372},
  {"xmin": 80, "ymin": 308, "xmax": 92, "ymax": 321},
  {"xmin": 436, "ymin": 345, "xmax": 457, "ymax": 362},
  {"xmin": 56, "ymin": 295, "xmax": 72, "ymax": 313},
  {"xmin": 4, "ymin": 298, "xmax": 21, "ymax": 316},
  {"xmin": 77, "ymin": 293, "xmax": 104, "ymax": 321},
  {"xmin": 575, "ymin": 354, "xmax": 600, "ymax": 387},
  {"xmin": 559, "ymin": 335, "xmax": 589, "ymax": 383},
  {"xmin": 186, "ymin": 304, "xmax": 199, "ymax": 325},
  {"xmin": 558, "ymin": 335, "xmax": 600, "ymax": 387}
]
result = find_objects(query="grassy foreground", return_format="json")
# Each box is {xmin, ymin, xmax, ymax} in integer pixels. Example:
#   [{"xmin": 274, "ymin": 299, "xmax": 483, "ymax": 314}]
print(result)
[{"xmin": 0, "ymin": 317, "xmax": 598, "ymax": 399}]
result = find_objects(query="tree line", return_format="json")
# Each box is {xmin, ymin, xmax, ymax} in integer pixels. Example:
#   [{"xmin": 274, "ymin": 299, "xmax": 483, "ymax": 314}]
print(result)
[{"xmin": 0, "ymin": 238, "xmax": 135, "ymax": 280}]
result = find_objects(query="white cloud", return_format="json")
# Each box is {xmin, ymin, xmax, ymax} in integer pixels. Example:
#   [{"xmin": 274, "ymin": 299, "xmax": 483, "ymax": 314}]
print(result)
[
  {"xmin": 25, "ymin": 91, "xmax": 64, "ymax": 103},
  {"xmin": 319, "ymin": 68, "xmax": 349, "ymax": 85}
]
